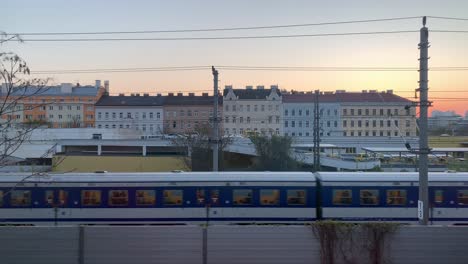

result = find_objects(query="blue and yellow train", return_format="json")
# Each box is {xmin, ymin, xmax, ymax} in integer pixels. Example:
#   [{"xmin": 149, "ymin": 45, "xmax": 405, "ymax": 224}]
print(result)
[{"xmin": 0, "ymin": 171, "xmax": 467, "ymax": 225}]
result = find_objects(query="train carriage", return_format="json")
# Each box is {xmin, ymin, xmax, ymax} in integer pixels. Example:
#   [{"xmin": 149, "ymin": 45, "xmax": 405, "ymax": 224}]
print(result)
[
  {"xmin": 0, "ymin": 172, "xmax": 317, "ymax": 225},
  {"xmin": 317, "ymin": 172, "xmax": 468, "ymax": 225}
]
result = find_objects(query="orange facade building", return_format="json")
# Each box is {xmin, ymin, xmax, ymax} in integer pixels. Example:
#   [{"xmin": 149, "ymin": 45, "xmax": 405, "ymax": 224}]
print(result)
[{"xmin": 1, "ymin": 80, "xmax": 107, "ymax": 128}]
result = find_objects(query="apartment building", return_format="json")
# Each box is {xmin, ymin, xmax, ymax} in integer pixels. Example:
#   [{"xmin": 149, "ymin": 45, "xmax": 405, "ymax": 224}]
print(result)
[
  {"xmin": 0, "ymin": 80, "xmax": 107, "ymax": 128},
  {"xmin": 283, "ymin": 92, "xmax": 341, "ymax": 137},
  {"xmin": 339, "ymin": 90, "xmax": 417, "ymax": 137},
  {"xmin": 95, "ymin": 94, "xmax": 164, "ymax": 135},
  {"xmin": 163, "ymin": 92, "xmax": 222, "ymax": 134},
  {"xmin": 223, "ymin": 85, "xmax": 282, "ymax": 136}
]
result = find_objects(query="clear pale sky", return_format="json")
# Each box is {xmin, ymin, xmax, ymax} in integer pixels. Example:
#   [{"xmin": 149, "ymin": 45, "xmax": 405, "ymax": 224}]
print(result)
[{"xmin": 2, "ymin": 0, "xmax": 468, "ymax": 115}]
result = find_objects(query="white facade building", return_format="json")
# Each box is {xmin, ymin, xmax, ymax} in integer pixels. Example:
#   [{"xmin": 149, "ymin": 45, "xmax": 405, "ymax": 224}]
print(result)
[
  {"xmin": 95, "ymin": 94, "xmax": 164, "ymax": 135},
  {"xmin": 223, "ymin": 85, "xmax": 282, "ymax": 136},
  {"xmin": 283, "ymin": 93, "xmax": 341, "ymax": 138}
]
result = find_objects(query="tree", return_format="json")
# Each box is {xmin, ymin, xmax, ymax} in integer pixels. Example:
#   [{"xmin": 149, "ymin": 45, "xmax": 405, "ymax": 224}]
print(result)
[
  {"xmin": 250, "ymin": 134, "xmax": 299, "ymax": 171},
  {"xmin": 0, "ymin": 52, "xmax": 50, "ymax": 167},
  {"xmin": 171, "ymin": 123, "xmax": 232, "ymax": 171}
]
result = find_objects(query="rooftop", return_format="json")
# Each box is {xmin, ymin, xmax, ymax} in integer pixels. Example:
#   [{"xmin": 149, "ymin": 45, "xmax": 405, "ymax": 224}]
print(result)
[{"xmin": 283, "ymin": 90, "xmax": 412, "ymax": 103}]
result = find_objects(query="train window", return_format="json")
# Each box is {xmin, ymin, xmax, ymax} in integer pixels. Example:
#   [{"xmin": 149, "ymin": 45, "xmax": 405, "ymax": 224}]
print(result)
[
  {"xmin": 0, "ymin": 191, "xmax": 3, "ymax": 206},
  {"xmin": 287, "ymin": 189, "xmax": 306, "ymax": 205},
  {"xmin": 233, "ymin": 189, "xmax": 252, "ymax": 205},
  {"xmin": 59, "ymin": 190, "xmax": 68, "ymax": 206},
  {"xmin": 164, "ymin": 190, "xmax": 183, "ymax": 205},
  {"xmin": 45, "ymin": 190, "xmax": 54, "ymax": 205},
  {"xmin": 210, "ymin": 190, "xmax": 220, "ymax": 205},
  {"xmin": 197, "ymin": 189, "xmax": 205, "ymax": 205},
  {"xmin": 457, "ymin": 190, "xmax": 468, "ymax": 205},
  {"xmin": 109, "ymin": 190, "xmax": 128, "ymax": 206},
  {"xmin": 81, "ymin": 190, "xmax": 101, "ymax": 206},
  {"xmin": 360, "ymin": 190, "xmax": 379, "ymax": 205},
  {"xmin": 386, "ymin": 190, "xmax": 406, "ymax": 206},
  {"xmin": 333, "ymin": 190, "xmax": 352, "ymax": 205},
  {"xmin": 260, "ymin": 189, "xmax": 280, "ymax": 205},
  {"xmin": 434, "ymin": 190, "xmax": 444, "ymax": 204},
  {"xmin": 136, "ymin": 190, "xmax": 155, "ymax": 206},
  {"xmin": 11, "ymin": 190, "xmax": 31, "ymax": 206}
]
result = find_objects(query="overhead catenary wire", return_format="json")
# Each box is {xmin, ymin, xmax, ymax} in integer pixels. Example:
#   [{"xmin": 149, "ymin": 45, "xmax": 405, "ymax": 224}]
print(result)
[
  {"xmin": 4, "ymin": 30, "xmax": 421, "ymax": 42},
  {"xmin": 30, "ymin": 65, "xmax": 468, "ymax": 74},
  {"xmin": 3, "ymin": 16, "xmax": 423, "ymax": 36}
]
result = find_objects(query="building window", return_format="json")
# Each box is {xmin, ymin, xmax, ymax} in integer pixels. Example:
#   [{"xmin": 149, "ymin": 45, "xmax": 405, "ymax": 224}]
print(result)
[
  {"xmin": 260, "ymin": 189, "xmax": 280, "ymax": 205},
  {"xmin": 233, "ymin": 189, "xmax": 252, "ymax": 205},
  {"xmin": 157, "ymin": 112, "xmax": 160, "ymax": 119},
  {"xmin": 81, "ymin": 190, "xmax": 101, "ymax": 206},
  {"xmin": 292, "ymin": 109, "xmax": 295, "ymax": 116},
  {"xmin": 119, "ymin": 112, "xmax": 123, "ymax": 119},
  {"xmin": 387, "ymin": 190, "xmax": 407, "ymax": 205},
  {"xmin": 343, "ymin": 120, "xmax": 347, "ymax": 127},
  {"xmin": 360, "ymin": 190, "xmax": 379, "ymax": 205},
  {"xmin": 287, "ymin": 190, "xmax": 306, "ymax": 205},
  {"xmin": 299, "ymin": 121, "xmax": 302, "ymax": 127},
  {"xmin": 333, "ymin": 189, "xmax": 352, "ymax": 205},
  {"xmin": 351, "ymin": 120, "xmax": 354, "ymax": 127},
  {"xmin": 247, "ymin": 117, "xmax": 250, "ymax": 124},
  {"xmin": 164, "ymin": 190, "xmax": 183, "ymax": 205},
  {"xmin": 291, "ymin": 121, "xmax": 295, "ymax": 127},
  {"xmin": 127, "ymin": 112, "xmax": 131, "ymax": 118},
  {"xmin": 358, "ymin": 120, "xmax": 362, "ymax": 127},
  {"xmin": 247, "ymin": 105, "xmax": 250, "ymax": 112},
  {"xmin": 108, "ymin": 190, "xmax": 128, "ymax": 206},
  {"xmin": 112, "ymin": 124, "xmax": 116, "ymax": 129},
  {"xmin": 240, "ymin": 117, "xmax": 244, "ymax": 123},
  {"xmin": 343, "ymin": 109, "xmax": 347, "ymax": 115},
  {"xmin": 254, "ymin": 105, "xmax": 258, "ymax": 112},
  {"xmin": 285, "ymin": 121, "xmax": 288, "ymax": 128},
  {"xmin": 365, "ymin": 109, "xmax": 369, "ymax": 115},
  {"xmin": 285, "ymin": 109, "xmax": 288, "ymax": 116},
  {"xmin": 261, "ymin": 105, "xmax": 265, "ymax": 112},
  {"xmin": 225, "ymin": 105, "xmax": 229, "ymax": 112},
  {"xmin": 112, "ymin": 112, "xmax": 116, "ymax": 119}
]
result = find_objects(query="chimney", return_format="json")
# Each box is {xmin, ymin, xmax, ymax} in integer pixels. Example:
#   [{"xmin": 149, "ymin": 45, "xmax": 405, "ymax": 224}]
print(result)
[
  {"xmin": 387, "ymin": 89, "xmax": 393, "ymax": 94},
  {"xmin": 143, "ymin": 93, "xmax": 149, "ymax": 97},
  {"xmin": 168, "ymin": 93, "xmax": 174, "ymax": 96},
  {"xmin": 270, "ymin": 85, "xmax": 278, "ymax": 90},
  {"xmin": 118, "ymin": 93, "xmax": 125, "ymax": 96},
  {"xmin": 104, "ymin": 80, "xmax": 110, "ymax": 92},
  {"xmin": 177, "ymin": 93, "xmax": 183, "ymax": 96},
  {"xmin": 369, "ymin": 90, "xmax": 377, "ymax": 93},
  {"xmin": 95, "ymin": 80, "xmax": 101, "ymax": 89},
  {"xmin": 61, "ymin": 83, "xmax": 73, "ymax": 94},
  {"xmin": 256, "ymin": 85, "xmax": 264, "ymax": 90},
  {"xmin": 130, "ymin": 93, "xmax": 135, "ymax": 96},
  {"xmin": 157, "ymin": 93, "xmax": 161, "ymax": 97},
  {"xmin": 135, "ymin": 93, "xmax": 140, "ymax": 96},
  {"xmin": 202, "ymin": 92, "xmax": 208, "ymax": 97},
  {"xmin": 336, "ymin": 90, "xmax": 346, "ymax": 93},
  {"xmin": 246, "ymin": 85, "xmax": 253, "ymax": 90},
  {"xmin": 225, "ymin": 85, "xmax": 233, "ymax": 89},
  {"xmin": 188, "ymin": 93, "xmax": 195, "ymax": 96},
  {"xmin": 362, "ymin": 90, "xmax": 368, "ymax": 93}
]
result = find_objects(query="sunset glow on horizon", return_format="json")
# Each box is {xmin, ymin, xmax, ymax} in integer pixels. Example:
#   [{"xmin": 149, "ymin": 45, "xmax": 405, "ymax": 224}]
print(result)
[{"xmin": 2, "ymin": 0, "xmax": 468, "ymax": 115}]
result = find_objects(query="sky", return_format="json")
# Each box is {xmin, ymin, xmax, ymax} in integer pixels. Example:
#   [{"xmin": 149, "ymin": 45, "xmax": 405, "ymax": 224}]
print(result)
[{"xmin": 2, "ymin": 0, "xmax": 468, "ymax": 115}]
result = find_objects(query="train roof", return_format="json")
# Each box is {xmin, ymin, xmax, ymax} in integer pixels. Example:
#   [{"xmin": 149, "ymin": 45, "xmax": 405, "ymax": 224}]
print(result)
[
  {"xmin": 316, "ymin": 172, "xmax": 468, "ymax": 182},
  {"xmin": 0, "ymin": 171, "xmax": 316, "ymax": 183}
]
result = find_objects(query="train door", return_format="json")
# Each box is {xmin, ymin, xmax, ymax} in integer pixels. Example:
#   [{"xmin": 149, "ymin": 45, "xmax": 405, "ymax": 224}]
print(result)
[
  {"xmin": 195, "ymin": 188, "xmax": 223, "ymax": 221},
  {"xmin": 44, "ymin": 189, "xmax": 70, "ymax": 225}
]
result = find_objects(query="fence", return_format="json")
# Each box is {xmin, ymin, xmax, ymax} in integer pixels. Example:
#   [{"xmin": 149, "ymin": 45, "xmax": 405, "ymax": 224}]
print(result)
[{"xmin": 0, "ymin": 225, "xmax": 467, "ymax": 264}]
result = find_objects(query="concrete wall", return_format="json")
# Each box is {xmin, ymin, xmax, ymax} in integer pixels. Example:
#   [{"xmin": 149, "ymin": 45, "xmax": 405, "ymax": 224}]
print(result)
[
  {"xmin": 52, "ymin": 155, "xmax": 189, "ymax": 172},
  {"xmin": 0, "ymin": 226, "xmax": 467, "ymax": 264}
]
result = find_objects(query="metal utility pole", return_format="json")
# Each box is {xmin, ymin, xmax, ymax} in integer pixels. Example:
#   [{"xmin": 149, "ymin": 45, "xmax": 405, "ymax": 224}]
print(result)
[
  {"xmin": 313, "ymin": 90, "xmax": 320, "ymax": 171},
  {"xmin": 212, "ymin": 66, "xmax": 219, "ymax": 172},
  {"xmin": 418, "ymin": 16, "xmax": 430, "ymax": 225}
]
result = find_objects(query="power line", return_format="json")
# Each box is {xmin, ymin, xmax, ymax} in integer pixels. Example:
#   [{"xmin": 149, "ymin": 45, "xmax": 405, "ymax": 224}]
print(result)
[
  {"xmin": 5, "ymin": 30, "xmax": 420, "ymax": 42},
  {"xmin": 4, "ymin": 16, "xmax": 422, "ymax": 36},
  {"xmin": 31, "ymin": 65, "xmax": 468, "ymax": 74},
  {"xmin": 427, "ymin": 16, "xmax": 468, "ymax": 21},
  {"xmin": 431, "ymin": 30, "xmax": 468, "ymax": 33}
]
